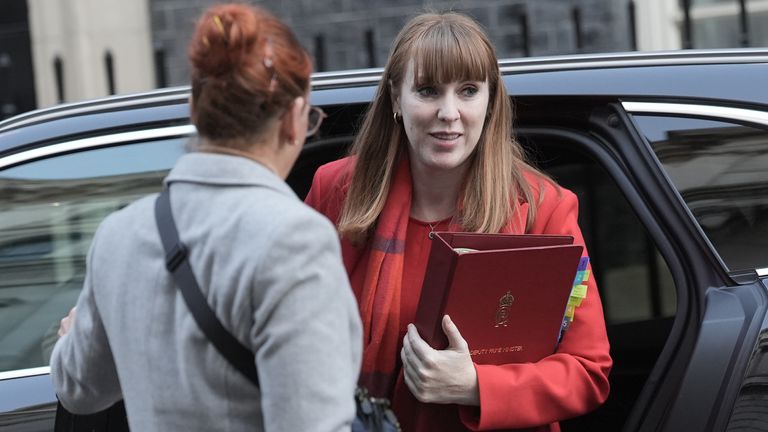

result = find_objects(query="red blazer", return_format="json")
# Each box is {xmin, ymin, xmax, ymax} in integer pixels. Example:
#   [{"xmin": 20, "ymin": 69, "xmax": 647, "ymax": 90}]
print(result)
[{"xmin": 306, "ymin": 157, "xmax": 612, "ymax": 432}]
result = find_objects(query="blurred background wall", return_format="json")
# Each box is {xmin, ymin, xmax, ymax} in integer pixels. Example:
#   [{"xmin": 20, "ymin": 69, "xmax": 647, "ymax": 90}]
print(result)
[
  {"xmin": 1, "ymin": 0, "xmax": 767, "ymax": 119},
  {"xmin": 26, "ymin": 0, "xmax": 155, "ymax": 108}
]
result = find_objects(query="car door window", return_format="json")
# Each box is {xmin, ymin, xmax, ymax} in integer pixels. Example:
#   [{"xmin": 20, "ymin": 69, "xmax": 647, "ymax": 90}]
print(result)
[
  {"xmin": 0, "ymin": 137, "xmax": 187, "ymax": 374},
  {"xmin": 539, "ymin": 149, "xmax": 677, "ymax": 324},
  {"xmin": 631, "ymin": 114, "xmax": 768, "ymax": 273}
]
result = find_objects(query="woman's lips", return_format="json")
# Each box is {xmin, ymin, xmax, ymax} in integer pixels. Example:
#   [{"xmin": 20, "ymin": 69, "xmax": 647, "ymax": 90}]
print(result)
[
  {"xmin": 429, "ymin": 132, "xmax": 462, "ymax": 151},
  {"xmin": 429, "ymin": 132, "xmax": 462, "ymax": 140}
]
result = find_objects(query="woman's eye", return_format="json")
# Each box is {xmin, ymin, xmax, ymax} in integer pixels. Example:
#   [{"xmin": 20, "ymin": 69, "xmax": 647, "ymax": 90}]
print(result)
[
  {"xmin": 461, "ymin": 86, "xmax": 479, "ymax": 97},
  {"xmin": 416, "ymin": 87, "xmax": 437, "ymax": 97}
]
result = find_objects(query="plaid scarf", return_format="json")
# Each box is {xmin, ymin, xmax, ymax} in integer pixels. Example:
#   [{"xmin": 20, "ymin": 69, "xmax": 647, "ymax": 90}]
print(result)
[{"xmin": 357, "ymin": 156, "xmax": 412, "ymax": 395}]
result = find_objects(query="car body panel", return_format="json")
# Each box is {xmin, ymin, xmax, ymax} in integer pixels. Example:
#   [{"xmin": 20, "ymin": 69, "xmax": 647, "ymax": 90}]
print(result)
[{"xmin": 666, "ymin": 283, "xmax": 768, "ymax": 431}]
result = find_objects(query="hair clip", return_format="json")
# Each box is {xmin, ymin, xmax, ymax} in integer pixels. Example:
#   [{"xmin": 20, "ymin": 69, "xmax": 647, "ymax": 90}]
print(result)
[
  {"xmin": 212, "ymin": 15, "xmax": 225, "ymax": 35},
  {"xmin": 263, "ymin": 37, "xmax": 275, "ymax": 69},
  {"xmin": 263, "ymin": 37, "xmax": 278, "ymax": 93}
]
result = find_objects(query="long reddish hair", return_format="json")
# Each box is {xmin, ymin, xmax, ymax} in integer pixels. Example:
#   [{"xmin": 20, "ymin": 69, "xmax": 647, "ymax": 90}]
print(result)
[{"xmin": 188, "ymin": 3, "xmax": 311, "ymax": 145}]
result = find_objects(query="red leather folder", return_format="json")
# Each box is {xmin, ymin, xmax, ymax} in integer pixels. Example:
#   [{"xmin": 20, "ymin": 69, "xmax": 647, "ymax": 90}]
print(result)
[{"xmin": 414, "ymin": 232, "xmax": 583, "ymax": 365}]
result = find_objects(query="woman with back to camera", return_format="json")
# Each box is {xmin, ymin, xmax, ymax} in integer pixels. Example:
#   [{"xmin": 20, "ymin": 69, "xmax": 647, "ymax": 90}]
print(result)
[
  {"xmin": 50, "ymin": 4, "xmax": 362, "ymax": 431},
  {"xmin": 305, "ymin": 11, "xmax": 612, "ymax": 432}
]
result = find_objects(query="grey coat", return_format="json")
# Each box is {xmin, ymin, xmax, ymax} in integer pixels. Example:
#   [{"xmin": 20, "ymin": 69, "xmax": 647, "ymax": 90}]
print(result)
[{"xmin": 50, "ymin": 152, "xmax": 363, "ymax": 432}]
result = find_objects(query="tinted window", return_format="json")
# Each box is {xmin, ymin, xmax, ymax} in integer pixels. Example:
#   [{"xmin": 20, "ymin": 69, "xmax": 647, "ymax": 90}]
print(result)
[
  {"xmin": 0, "ymin": 138, "xmax": 186, "ymax": 373},
  {"xmin": 633, "ymin": 115, "xmax": 768, "ymax": 272},
  {"xmin": 529, "ymin": 141, "xmax": 676, "ymax": 325}
]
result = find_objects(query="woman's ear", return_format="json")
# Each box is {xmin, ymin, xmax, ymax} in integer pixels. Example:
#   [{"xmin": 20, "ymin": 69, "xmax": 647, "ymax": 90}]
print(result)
[{"xmin": 280, "ymin": 96, "xmax": 305, "ymax": 145}]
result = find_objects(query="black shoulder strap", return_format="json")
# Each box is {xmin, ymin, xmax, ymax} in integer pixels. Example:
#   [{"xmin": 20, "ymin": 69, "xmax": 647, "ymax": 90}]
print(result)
[{"xmin": 154, "ymin": 187, "xmax": 259, "ymax": 387}]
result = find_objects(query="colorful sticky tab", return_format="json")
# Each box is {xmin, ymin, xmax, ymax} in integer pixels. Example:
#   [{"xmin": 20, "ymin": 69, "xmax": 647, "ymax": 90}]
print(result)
[
  {"xmin": 578, "ymin": 256, "xmax": 590, "ymax": 271},
  {"xmin": 573, "ymin": 270, "xmax": 585, "ymax": 284},
  {"xmin": 565, "ymin": 305, "xmax": 576, "ymax": 320},
  {"xmin": 571, "ymin": 284, "xmax": 588, "ymax": 299},
  {"xmin": 581, "ymin": 269, "xmax": 591, "ymax": 282},
  {"xmin": 560, "ymin": 256, "xmax": 592, "ymax": 339}
]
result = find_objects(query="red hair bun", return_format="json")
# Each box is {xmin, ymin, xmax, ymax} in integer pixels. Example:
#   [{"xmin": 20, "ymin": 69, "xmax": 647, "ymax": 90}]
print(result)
[{"xmin": 188, "ymin": 4, "xmax": 311, "ymax": 141}]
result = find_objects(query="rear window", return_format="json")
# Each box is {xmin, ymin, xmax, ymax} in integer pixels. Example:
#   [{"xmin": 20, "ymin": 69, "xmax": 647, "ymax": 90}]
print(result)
[{"xmin": 633, "ymin": 115, "xmax": 768, "ymax": 273}]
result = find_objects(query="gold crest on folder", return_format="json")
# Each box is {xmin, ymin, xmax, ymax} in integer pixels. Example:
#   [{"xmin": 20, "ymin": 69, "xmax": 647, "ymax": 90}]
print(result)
[{"xmin": 495, "ymin": 290, "xmax": 515, "ymax": 327}]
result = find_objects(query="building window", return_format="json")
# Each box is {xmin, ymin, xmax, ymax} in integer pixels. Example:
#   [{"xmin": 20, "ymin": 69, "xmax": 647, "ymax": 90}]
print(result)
[
  {"xmin": 364, "ymin": 29, "xmax": 376, "ymax": 68},
  {"xmin": 154, "ymin": 46, "xmax": 167, "ymax": 89},
  {"xmin": 104, "ymin": 51, "xmax": 115, "ymax": 95},
  {"xmin": 53, "ymin": 56, "xmax": 64, "ymax": 103},
  {"xmin": 685, "ymin": 0, "xmax": 768, "ymax": 48},
  {"xmin": 314, "ymin": 34, "xmax": 326, "ymax": 72}
]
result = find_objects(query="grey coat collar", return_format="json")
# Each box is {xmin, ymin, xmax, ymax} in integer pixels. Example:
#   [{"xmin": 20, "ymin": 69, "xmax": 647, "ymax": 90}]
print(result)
[{"xmin": 164, "ymin": 152, "xmax": 295, "ymax": 197}]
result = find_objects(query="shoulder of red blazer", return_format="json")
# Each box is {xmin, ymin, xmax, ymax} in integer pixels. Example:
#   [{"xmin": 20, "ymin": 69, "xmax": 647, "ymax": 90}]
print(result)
[
  {"xmin": 521, "ymin": 166, "xmax": 578, "ymax": 228},
  {"xmin": 310, "ymin": 156, "xmax": 356, "ymax": 223}
]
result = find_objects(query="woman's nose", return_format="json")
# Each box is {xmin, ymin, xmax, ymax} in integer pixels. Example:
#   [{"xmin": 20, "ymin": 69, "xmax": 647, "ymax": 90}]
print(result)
[{"xmin": 437, "ymin": 96, "xmax": 460, "ymax": 122}]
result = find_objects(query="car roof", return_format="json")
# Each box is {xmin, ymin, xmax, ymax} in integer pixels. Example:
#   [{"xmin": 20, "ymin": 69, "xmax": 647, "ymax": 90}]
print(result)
[{"xmin": 1, "ymin": 48, "xmax": 768, "ymax": 154}]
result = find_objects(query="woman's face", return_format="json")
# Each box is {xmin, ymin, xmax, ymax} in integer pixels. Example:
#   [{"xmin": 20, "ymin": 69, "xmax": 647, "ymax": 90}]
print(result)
[{"xmin": 394, "ymin": 61, "xmax": 490, "ymax": 175}]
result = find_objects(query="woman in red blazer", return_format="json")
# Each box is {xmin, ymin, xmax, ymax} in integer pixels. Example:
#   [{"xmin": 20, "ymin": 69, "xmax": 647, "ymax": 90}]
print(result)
[{"xmin": 305, "ymin": 11, "xmax": 611, "ymax": 432}]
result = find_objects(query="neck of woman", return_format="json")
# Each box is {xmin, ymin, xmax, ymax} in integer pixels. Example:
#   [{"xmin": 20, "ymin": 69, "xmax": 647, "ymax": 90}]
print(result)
[
  {"xmin": 409, "ymin": 162, "xmax": 468, "ymax": 222},
  {"xmin": 197, "ymin": 137, "xmax": 284, "ymax": 178}
]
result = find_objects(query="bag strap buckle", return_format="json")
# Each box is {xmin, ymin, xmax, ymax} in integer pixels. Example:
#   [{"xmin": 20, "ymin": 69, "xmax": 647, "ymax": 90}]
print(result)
[{"xmin": 165, "ymin": 242, "xmax": 188, "ymax": 271}]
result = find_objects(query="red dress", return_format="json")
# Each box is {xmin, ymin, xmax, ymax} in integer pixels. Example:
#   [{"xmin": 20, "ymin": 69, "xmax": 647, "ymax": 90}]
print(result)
[{"xmin": 305, "ymin": 157, "xmax": 612, "ymax": 432}]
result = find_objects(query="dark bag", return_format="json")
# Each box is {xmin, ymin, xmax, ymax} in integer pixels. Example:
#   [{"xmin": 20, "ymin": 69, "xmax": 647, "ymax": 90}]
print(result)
[
  {"xmin": 352, "ymin": 387, "xmax": 400, "ymax": 432},
  {"xmin": 54, "ymin": 399, "xmax": 128, "ymax": 432},
  {"xmin": 154, "ymin": 188, "xmax": 400, "ymax": 432}
]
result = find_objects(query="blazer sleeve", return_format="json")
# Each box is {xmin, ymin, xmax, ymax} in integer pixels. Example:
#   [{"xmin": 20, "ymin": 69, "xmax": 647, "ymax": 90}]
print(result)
[
  {"xmin": 459, "ymin": 185, "xmax": 612, "ymax": 430},
  {"xmin": 50, "ymin": 221, "xmax": 123, "ymax": 414}
]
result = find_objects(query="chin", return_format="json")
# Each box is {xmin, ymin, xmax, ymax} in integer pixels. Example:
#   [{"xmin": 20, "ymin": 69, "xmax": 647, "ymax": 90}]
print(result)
[{"xmin": 425, "ymin": 155, "xmax": 470, "ymax": 171}]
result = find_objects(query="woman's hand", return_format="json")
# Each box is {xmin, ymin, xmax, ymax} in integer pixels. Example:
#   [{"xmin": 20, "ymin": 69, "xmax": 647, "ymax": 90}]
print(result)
[
  {"xmin": 400, "ymin": 315, "xmax": 480, "ymax": 406},
  {"xmin": 58, "ymin": 307, "xmax": 77, "ymax": 337}
]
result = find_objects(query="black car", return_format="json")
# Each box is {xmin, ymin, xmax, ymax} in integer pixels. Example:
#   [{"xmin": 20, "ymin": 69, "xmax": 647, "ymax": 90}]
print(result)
[{"xmin": 1, "ymin": 49, "xmax": 767, "ymax": 432}]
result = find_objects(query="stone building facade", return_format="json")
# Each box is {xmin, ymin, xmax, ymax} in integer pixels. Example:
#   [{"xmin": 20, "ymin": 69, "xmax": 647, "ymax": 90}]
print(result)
[
  {"xmin": 149, "ymin": 0, "xmax": 634, "ymax": 87},
  {"xmin": 11, "ymin": 0, "xmax": 768, "ymax": 114}
]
